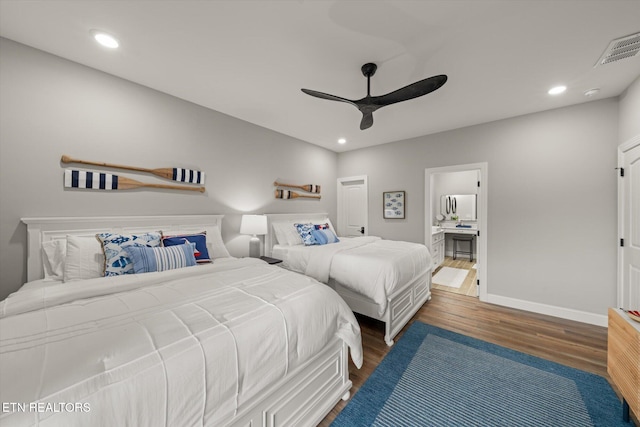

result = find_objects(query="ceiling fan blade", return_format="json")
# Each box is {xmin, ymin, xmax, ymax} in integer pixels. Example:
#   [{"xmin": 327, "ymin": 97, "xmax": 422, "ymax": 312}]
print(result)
[
  {"xmin": 360, "ymin": 112, "xmax": 374, "ymax": 130},
  {"xmin": 301, "ymin": 89, "xmax": 357, "ymax": 107},
  {"xmin": 373, "ymin": 74, "xmax": 447, "ymax": 107}
]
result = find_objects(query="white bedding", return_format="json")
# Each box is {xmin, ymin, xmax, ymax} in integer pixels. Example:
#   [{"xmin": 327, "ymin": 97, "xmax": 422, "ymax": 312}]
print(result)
[
  {"xmin": 0, "ymin": 257, "xmax": 362, "ymax": 426},
  {"xmin": 272, "ymin": 237, "xmax": 431, "ymax": 315},
  {"xmin": 15, "ymin": 278, "xmax": 62, "ymax": 292}
]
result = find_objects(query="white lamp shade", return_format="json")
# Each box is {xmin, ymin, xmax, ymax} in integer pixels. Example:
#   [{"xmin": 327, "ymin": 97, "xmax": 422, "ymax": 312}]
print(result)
[{"xmin": 240, "ymin": 215, "xmax": 267, "ymax": 236}]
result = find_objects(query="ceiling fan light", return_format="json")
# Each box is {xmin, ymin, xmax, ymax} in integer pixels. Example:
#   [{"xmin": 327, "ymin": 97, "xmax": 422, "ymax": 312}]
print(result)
[
  {"xmin": 92, "ymin": 31, "xmax": 119, "ymax": 49},
  {"xmin": 548, "ymin": 85, "xmax": 566, "ymax": 95}
]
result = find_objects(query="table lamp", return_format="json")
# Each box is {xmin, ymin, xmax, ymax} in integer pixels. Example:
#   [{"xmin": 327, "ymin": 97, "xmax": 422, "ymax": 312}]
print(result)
[{"xmin": 240, "ymin": 214, "xmax": 267, "ymax": 258}]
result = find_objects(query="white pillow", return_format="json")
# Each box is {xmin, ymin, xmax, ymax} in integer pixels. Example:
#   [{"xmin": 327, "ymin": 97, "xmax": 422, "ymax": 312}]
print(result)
[
  {"xmin": 42, "ymin": 239, "xmax": 66, "ymax": 280},
  {"xmin": 63, "ymin": 235, "xmax": 104, "ymax": 282},
  {"xmin": 272, "ymin": 222, "xmax": 304, "ymax": 246},
  {"xmin": 207, "ymin": 225, "xmax": 231, "ymax": 258}
]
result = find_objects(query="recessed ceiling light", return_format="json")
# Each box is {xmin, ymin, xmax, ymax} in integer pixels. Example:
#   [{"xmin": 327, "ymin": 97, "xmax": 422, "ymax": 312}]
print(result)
[
  {"xmin": 584, "ymin": 88, "xmax": 600, "ymax": 97},
  {"xmin": 92, "ymin": 30, "xmax": 119, "ymax": 49},
  {"xmin": 338, "ymin": 138, "xmax": 346, "ymax": 144},
  {"xmin": 548, "ymin": 85, "xmax": 567, "ymax": 95}
]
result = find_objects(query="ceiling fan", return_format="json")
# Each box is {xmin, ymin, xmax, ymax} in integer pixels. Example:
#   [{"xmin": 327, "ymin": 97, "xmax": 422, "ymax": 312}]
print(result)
[{"xmin": 301, "ymin": 63, "xmax": 447, "ymax": 130}]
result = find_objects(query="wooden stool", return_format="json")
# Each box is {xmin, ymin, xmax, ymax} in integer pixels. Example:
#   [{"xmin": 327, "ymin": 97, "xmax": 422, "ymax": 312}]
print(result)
[{"xmin": 453, "ymin": 234, "xmax": 474, "ymax": 262}]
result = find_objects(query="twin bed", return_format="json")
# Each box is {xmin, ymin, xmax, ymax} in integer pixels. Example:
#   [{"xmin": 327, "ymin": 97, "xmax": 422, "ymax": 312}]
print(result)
[
  {"xmin": 0, "ymin": 213, "xmax": 432, "ymax": 426},
  {"xmin": 265, "ymin": 213, "xmax": 432, "ymax": 346},
  {"xmin": 0, "ymin": 215, "xmax": 361, "ymax": 427}
]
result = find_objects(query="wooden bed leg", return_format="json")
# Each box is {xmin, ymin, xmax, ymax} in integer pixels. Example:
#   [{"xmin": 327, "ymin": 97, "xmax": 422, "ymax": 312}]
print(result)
[
  {"xmin": 341, "ymin": 391, "xmax": 351, "ymax": 401},
  {"xmin": 385, "ymin": 337, "xmax": 394, "ymax": 347}
]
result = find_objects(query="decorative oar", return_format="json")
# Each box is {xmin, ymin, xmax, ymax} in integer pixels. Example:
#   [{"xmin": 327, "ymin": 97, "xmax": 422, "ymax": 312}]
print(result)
[
  {"xmin": 61, "ymin": 155, "xmax": 205, "ymax": 184},
  {"xmin": 273, "ymin": 181, "xmax": 321, "ymax": 194},
  {"xmin": 275, "ymin": 189, "xmax": 321, "ymax": 200},
  {"xmin": 64, "ymin": 169, "xmax": 205, "ymax": 192}
]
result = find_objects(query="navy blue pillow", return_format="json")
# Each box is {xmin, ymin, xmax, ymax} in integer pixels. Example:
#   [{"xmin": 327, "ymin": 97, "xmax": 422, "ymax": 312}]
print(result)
[{"xmin": 162, "ymin": 232, "xmax": 211, "ymax": 263}]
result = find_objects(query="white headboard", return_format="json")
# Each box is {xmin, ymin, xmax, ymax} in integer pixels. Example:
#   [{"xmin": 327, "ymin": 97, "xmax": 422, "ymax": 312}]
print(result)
[
  {"xmin": 264, "ymin": 213, "xmax": 330, "ymax": 257},
  {"xmin": 21, "ymin": 215, "xmax": 225, "ymax": 282}
]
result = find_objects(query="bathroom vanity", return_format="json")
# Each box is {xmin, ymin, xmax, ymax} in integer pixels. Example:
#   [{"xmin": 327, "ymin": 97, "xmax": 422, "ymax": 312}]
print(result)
[
  {"xmin": 433, "ymin": 222, "xmax": 478, "ymax": 263},
  {"xmin": 431, "ymin": 227, "xmax": 445, "ymax": 269}
]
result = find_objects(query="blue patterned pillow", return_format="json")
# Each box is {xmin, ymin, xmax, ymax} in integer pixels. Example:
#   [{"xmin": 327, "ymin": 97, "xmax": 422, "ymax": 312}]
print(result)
[
  {"xmin": 312, "ymin": 223, "xmax": 340, "ymax": 245},
  {"xmin": 125, "ymin": 243, "xmax": 196, "ymax": 274},
  {"xmin": 162, "ymin": 232, "xmax": 211, "ymax": 263},
  {"xmin": 294, "ymin": 223, "xmax": 318, "ymax": 246},
  {"xmin": 96, "ymin": 232, "xmax": 162, "ymax": 276}
]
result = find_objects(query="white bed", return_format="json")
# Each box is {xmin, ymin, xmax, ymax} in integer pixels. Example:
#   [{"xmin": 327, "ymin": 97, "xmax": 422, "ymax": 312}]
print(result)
[
  {"xmin": 0, "ymin": 215, "xmax": 362, "ymax": 427},
  {"xmin": 265, "ymin": 213, "xmax": 432, "ymax": 346}
]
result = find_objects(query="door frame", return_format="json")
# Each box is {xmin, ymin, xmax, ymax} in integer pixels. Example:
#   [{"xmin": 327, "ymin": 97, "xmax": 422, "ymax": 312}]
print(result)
[
  {"xmin": 425, "ymin": 163, "xmax": 488, "ymax": 301},
  {"xmin": 617, "ymin": 134, "xmax": 640, "ymax": 308},
  {"xmin": 337, "ymin": 175, "xmax": 368, "ymax": 237}
]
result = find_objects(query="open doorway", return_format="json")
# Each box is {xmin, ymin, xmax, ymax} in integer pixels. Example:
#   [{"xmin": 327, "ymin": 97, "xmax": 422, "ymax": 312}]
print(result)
[{"xmin": 425, "ymin": 163, "xmax": 488, "ymax": 301}]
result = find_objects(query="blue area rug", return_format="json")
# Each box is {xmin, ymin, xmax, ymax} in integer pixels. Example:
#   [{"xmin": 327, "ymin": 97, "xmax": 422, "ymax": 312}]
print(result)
[{"xmin": 332, "ymin": 322, "xmax": 629, "ymax": 427}]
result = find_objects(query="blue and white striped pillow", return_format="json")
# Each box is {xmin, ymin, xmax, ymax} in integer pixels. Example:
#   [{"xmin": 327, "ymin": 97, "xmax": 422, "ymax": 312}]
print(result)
[{"xmin": 125, "ymin": 243, "xmax": 197, "ymax": 274}]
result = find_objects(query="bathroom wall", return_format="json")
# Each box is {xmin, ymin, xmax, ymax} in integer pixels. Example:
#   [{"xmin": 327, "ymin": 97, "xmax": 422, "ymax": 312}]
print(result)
[{"xmin": 432, "ymin": 170, "xmax": 479, "ymax": 223}]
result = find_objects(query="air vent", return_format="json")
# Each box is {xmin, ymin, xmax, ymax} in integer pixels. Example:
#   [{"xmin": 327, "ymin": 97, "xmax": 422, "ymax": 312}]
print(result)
[{"xmin": 595, "ymin": 32, "xmax": 640, "ymax": 66}]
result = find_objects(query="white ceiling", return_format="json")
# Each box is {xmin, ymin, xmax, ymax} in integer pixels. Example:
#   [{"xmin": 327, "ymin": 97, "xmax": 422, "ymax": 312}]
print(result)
[{"xmin": 1, "ymin": 0, "xmax": 639, "ymax": 152}]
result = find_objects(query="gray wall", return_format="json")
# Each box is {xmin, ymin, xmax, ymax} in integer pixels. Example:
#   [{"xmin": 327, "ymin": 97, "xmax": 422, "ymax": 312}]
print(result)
[
  {"xmin": 338, "ymin": 99, "xmax": 619, "ymax": 317},
  {"xmin": 0, "ymin": 38, "xmax": 337, "ymax": 299},
  {"xmin": 1, "ymin": 36, "xmax": 637, "ymax": 318},
  {"xmin": 619, "ymin": 74, "xmax": 640, "ymax": 143}
]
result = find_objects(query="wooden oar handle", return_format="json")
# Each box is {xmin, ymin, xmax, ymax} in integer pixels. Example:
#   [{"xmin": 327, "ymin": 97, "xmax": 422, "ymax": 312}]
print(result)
[
  {"xmin": 275, "ymin": 189, "xmax": 320, "ymax": 199},
  {"xmin": 274, "ymin": 181, "xmax": 321, "ymax": 193},
  {"xmin": 61, "ymin": 155, "xmax": 151, "ymax": 173},
  {"xmin": 274, "ymin": 181, "xmax": 301, "ymax": 189},
  {"xmin": 142, "ymin": 183, "xmax": 205, "ymax": 192}
]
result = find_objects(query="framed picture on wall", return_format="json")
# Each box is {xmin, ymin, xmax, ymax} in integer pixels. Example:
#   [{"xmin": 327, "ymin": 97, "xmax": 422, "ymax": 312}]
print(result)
[{"xmin": 383, "ymin": 191, "xmax": 405, "ymax": 219}]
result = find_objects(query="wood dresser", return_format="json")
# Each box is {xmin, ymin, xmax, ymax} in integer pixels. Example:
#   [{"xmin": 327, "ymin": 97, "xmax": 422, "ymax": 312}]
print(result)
[{"xmin": 607, "ymin": 308, "xmax": 640, "ymax": 423}]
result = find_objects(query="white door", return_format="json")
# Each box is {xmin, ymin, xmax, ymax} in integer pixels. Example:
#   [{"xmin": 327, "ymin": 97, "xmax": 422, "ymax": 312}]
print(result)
[
  {"xmin": 337, "ymin": 176, "xmax": 368, "ymax": 237},
  {"xmin": 619, "ymin": 138, "xmax": 640, "ymax": 310}
]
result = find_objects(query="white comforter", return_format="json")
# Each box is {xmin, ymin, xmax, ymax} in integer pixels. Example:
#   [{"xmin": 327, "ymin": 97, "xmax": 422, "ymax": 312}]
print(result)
[
  {"xmin": 0, "ymin": 258, "xmax": 362, "ymax": 426},
  {"xmin": 273, "ymin": 237, "xmax": 431, "ymax": 315}
]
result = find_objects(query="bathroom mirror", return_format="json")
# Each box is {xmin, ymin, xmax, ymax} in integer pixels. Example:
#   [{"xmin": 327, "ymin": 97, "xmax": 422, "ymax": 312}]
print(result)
[{"xmin": 440, "ymin": 194, "xmax": 477, "ymax": 220}]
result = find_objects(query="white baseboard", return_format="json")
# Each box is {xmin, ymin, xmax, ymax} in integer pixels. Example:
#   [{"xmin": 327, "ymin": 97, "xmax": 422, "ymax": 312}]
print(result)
[{"xmin": 486, "ymin": 293, "xmax": 608, "ymax": 327}]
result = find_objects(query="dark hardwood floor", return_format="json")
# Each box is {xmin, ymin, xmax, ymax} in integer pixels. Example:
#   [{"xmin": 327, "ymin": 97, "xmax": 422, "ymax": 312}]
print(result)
[{"xmin": 319, "ymin": 289, "xmax": 617, "ymax": 426}]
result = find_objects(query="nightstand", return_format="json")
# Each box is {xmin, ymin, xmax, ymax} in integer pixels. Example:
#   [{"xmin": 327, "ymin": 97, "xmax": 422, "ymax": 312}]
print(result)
[{"xmin": 259, "ymin": 256, "xmax": 282, "ymax": 265}]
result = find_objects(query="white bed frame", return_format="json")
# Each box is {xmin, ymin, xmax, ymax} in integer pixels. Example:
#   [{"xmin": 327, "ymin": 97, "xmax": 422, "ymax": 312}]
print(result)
[
  {"xmin": 265, "ymin": 213, "xmax": 432, "ymax": 346},
  {"xmin": 20, "ymin": 214, "xmax": 352, "ymax": 427}
]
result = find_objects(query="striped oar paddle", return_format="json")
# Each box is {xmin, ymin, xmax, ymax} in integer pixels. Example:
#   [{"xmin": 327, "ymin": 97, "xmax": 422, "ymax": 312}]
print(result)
[
  {"xmin": 275, "ymin": 189, "xmax": 321, "ymax": 199},
  {"xmin": 64, "ymin": 169, "xmax": 205, "ymax": 192},
  {"xmin": 273, "ymin": 181, "xmax": 321, "ymax": 193},
  {"xmin": 61, "ymin": 155, "xmax": 205, "ymax": 184}
]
